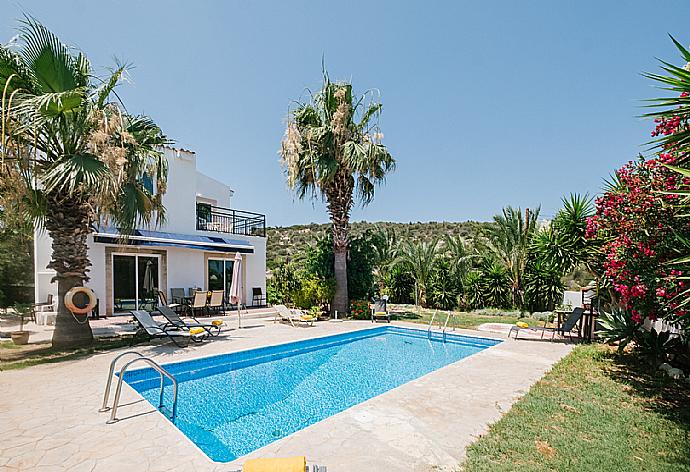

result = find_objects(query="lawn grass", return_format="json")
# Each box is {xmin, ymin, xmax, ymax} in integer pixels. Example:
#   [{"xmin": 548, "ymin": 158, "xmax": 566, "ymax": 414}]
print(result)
[
  {"xmin": 0, "ymin": 337, "xmax": 134, "ymax": 371},
  {"xmin": 390, "ymin": 304, "xmax": 540, "ymax": 330},
  {"xmin": 461, "ymin": 344, "xmax": 690, "ymax": 472},
  {"xmin": 0, "ymin": 340, "xmax": 22, "ymax": 350}
]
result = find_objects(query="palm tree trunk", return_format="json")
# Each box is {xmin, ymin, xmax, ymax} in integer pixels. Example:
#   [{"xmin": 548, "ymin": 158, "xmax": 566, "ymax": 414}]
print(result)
[
  {"xmin": 45, "ymin": 197, "xmax": 94, "ymax": 349},
  {"xmin": 327, "ymin": 175, "xmax": 353, "ymax": 317},
  {"xmin": 333, "ymin": 246, "xmax": 348, "ymax": 316}
]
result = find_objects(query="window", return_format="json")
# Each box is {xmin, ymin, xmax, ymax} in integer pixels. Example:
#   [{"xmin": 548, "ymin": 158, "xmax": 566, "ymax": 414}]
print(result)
[{"xmin": 141, "ymin": 172, "xmax": 154, "ymax": 194}]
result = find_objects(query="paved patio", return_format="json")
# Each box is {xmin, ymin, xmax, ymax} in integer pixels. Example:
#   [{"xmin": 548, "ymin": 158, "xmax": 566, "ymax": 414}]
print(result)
[{"xmin": 0, "ymin": 318, "xmax": 572, "ymax": 471}]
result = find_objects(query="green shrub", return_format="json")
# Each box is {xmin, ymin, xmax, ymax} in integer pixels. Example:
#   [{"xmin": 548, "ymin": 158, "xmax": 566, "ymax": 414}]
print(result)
[
  {"xmin": 523, "ymin": 260, "xmax": 564, "ymax": 312},
  {"xmin": 481, "ymin": 262, "xmax": 511, "ymax": 309},
  {"xmin": 463, "ymin": 271, "xmax": 484, "ymax": 310},
  {"xmin": 428, "ymin": 260, "xmax": 459, "ymax": 310},
  {"xmin": 291, "ymin": 275, "xmax": 334, "ymax": 309},
  {"xmin": 385, "ymin": 265, "xmax": 415, "ymax": 304}
]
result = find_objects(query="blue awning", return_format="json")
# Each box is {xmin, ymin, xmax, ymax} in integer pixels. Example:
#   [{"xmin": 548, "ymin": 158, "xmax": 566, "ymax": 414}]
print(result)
[{"xmin": 92, "ymin": 227, "xmax": 254, "ymax": 254}]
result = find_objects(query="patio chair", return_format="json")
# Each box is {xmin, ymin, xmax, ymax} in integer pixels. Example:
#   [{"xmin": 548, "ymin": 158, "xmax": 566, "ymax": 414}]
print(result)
[
  {"xmin": 157, "ymin": 290, "xmax": 183, "ymax": 314},
  {"xmin": 156, "ymin": 305, "xmax": 222, "ymax": 337},
  {"xmin": 189, "ymin": 290, "xmax": 208, "ymax": 317},
  {"xmin": 252, "ymin": 287, "xmax": 266, "ymax": 307},
  {"xmin": 371, "ymin": 296, "xmax": 390, "ymax": 323},
  {"xmin": 170, "ymin": 288, "xmax": 186, "ymax": 304},
  {"xmin": 130, "ymin": 310, "xmax": 207, "ymax": 347},
  {"xmin": 33, "ymin": 294, "xmax": 54, "ymax": 316},
  {"xmin": 208, "ymin": 290, "xmax": 225, "ymax": 314},
  {"xmin": 509, "ymin": 307, "xmax": 584, "ymax": 341},
  {"xmin": 274, "ymin": 305, "xmax": 316, "ymax": 327}
]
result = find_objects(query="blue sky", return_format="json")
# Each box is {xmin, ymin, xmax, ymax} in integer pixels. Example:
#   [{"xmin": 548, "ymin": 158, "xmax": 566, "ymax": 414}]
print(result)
[{"xmin": 2, "ymin": 1, "xmax": 690, "ymax": 226}]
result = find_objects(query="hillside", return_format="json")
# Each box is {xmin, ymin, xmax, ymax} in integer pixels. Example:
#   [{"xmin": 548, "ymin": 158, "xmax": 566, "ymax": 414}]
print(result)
[{"xmin": 266, "ymin": 220, "xmax": 493, "ymax": 269}]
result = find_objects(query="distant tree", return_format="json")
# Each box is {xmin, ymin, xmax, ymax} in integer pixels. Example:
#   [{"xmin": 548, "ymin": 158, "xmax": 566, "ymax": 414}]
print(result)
[
  {"xmin": 523, "ymin": 260, "xmax": 565, "ymax": 312},
  {"xmin": 0, "ymin": 207, "xmax": 33, "ymax": 306},
  {"xmin": 463, "ymin": 271, "xmax": 484, "ymax": 310},
  {"xmin": 304, "ymin": 231, "xmax": 377, "ymax": 302},
  {"xmin": 398, "ymin": 239, "xmax": 439, "ymax": 307},
  {"xmin": 372, "ymin": 227, "xmax": 399, "ymax": 293},
  {"xmin": 428, "ymin": 259, "xmax": 458, "ymax": 310},
  {"xmin": 443, "ymin": 234, "xmax": 477, "ymax": 292},
  {"xmin": 484, "ymin": 206, "xmax": 540, "ymax": 308},
  {"xmin": 281, "ymin": 71, "xmax": 395, "ymax": 316},
  {"xmin": 531, "ymin": 194, "xmax": 597, "ymax": 275},
  {"xmin": 266, "ymin": 262, "xmax": 301, "ymax": 305},
  {"xmin": 386, "ymin": 265, "xmax": 415, "ymax": 304},
  {"xmin": 480, "ymin": 262, "xmax": 512, "ymax": 309}
]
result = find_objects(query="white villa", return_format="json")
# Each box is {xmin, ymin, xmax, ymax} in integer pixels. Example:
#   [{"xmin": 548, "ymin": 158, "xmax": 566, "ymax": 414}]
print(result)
[{"xmin": 34, "ymin": 146, "xmax": 267, "ymax": 317}]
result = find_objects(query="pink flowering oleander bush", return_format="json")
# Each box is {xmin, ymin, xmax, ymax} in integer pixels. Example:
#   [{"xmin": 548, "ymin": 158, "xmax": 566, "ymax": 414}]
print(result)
[{"xmin": 587, "ymin": 115, "xmax": 690, "ymax": 330}]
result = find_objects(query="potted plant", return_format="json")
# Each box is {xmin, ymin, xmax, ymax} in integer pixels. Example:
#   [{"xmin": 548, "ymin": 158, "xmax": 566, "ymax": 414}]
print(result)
[{"xmin": 11, "ymin": 303, "xmax": 31, "ymax": 345}]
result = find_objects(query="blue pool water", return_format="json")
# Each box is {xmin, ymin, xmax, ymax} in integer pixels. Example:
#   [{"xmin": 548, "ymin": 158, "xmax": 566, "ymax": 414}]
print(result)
[{"xmin": 122, "ymin": 326, "xmax": 500, "ymax": 462}]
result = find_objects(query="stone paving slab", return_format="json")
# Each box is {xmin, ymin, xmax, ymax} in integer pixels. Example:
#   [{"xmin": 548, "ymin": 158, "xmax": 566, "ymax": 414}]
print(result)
[{"xmin": 0, "ymin": 320, "xmax": 571, "ymax": 471}]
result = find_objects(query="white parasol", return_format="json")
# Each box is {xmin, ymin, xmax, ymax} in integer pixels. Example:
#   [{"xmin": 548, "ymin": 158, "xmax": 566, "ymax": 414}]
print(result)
[{"xmin": 229, "ymin": 253, "xmax": 243, "ymax": 328}]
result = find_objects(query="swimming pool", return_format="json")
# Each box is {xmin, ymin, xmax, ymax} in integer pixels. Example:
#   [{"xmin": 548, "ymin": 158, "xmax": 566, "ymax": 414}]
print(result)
[{"xmin": 122, "ymin": 325, "xmax": 501, "ymax": 462}]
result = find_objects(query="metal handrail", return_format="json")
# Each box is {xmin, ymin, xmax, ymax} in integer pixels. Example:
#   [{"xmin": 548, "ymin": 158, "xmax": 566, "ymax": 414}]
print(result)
[
  {"xmin": 107, "ymin": 357, "xmax": 178, "ymax": 424},
  {"xmin": 427, "ymin": 311, "xmax": 437, "ymax": 339},
  {"xmin": 442, "ymin": 311, "xmax": 453, "ymax": 343},
  {"xmin": 100, "ymin": 351, "xmax": 146, "ymax": 412},
  {"xmin": 196, "ymin": 203, "xmax": 266, "ymax": 237}
]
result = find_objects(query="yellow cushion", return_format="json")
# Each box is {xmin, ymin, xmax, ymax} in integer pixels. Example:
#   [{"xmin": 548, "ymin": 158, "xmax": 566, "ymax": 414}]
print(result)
[
  {"xmin": 516, "ymin": 321, "xmax": 529, "ymax": 329},
  {"xmin": 189, "ymin": 327, "xmax": 206, "ymax": 335},
  {"xmin": 243, "ymin": 456, "xmax": 306, "ymax": 472},
  {"xmin": 375, "ymin": 312, "xmax": 387, "ymax": 315},
  {"xmin": 211, "ymin": 320, "xmax": 223, "ymax": 327},
  {"xmin": 301, "ymin": 315, "xmax": 316, "ymax": 321}
]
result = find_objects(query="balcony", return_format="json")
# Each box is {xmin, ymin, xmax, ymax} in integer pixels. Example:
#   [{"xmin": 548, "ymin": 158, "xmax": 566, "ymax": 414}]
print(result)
[{"xmin": 196, "ymin": 203, "xmax": 266, "ymax": 237}]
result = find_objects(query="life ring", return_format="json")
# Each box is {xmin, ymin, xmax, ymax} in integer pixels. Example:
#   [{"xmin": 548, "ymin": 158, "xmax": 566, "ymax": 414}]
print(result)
[{"xmin": 64, "ymin": 287, "xmax": 97, "ymax": 315}]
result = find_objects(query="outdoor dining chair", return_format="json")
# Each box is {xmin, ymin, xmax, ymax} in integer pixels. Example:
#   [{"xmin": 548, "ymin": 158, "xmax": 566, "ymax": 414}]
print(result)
[
  {"xmin": 252, "ymin": 287, "xmax": 266, "ymax": 307},
  {"xmin": 157, "ymin": 290, "xmax": 184, "ymax": 314},
  {"xmin": 189, "ymin": 291, "xmax": 208, "ymax": 317},
  {"xmin": 170, "ymin": 288, "xmax": 185, "ymax": 304},
  {"xmin": 208, "ymin": 290, "xmax": 225, "ymax": 314}
]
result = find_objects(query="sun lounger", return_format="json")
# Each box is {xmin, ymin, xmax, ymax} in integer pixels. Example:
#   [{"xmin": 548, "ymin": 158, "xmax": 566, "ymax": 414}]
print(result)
[
  {"xmin": 130, "ymin": 310, "xmax": 207, "ymax": 347},
  {"xmin": 509, "ymin": 307, "xmax": 584, "ymax": 341},
  {"xmin": 371, "ymin": 297, "xmax": 390, "ymax": 323},
  {"xmin": 274, "ymin": 305, "xmax": 316, "ymax": 327},
  {"xmin": 234, "ymin": 455, "xmax": 326, "ymax": 472},
  {"xmin": 156, "ymin": 305, "xmax": 222, "ymax": 337}
]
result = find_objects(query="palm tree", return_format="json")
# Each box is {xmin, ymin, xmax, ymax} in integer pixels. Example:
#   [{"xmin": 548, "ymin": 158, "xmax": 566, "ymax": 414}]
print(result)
[
  {"xmin": 0, "ymin": 19, "xmax": 169, "ymax": 348},
  {"xmin": 531, "ymin": 194, "xmax": 596, "ymax": 275},
  {"xmin": 372, "ymin": 227, "xmax": 398, "ymax": 293},
  {"xmin": 484, "ymin": 206, "xmax": 540, "ymax": 307},
  {"xmin": 398, "ymin": 239, "xmax": 439, "ymax": 307},
  {"xmin": 280, "ymin": 72, "xmax": 395, "ymax": 316},
  {"xmin": 443, "ymin": 234, "xmax": 476, "ymax": 290}
]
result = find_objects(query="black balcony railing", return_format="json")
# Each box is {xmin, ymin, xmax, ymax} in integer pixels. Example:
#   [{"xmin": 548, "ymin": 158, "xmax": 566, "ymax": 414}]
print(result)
[{"xmin": 196, "ymin": 204, "xmax": 266, "ymax": 237}]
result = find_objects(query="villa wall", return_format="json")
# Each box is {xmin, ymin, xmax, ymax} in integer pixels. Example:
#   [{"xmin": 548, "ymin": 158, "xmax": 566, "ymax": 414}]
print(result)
[{"xmin": 33, "ymin": 146, "xmax": 266, "ymax": 316}]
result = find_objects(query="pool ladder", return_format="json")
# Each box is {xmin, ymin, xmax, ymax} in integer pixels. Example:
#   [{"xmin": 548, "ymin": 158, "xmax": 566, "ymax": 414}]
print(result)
[
  {"xmin": 99, "ymin": 351, "xmax": 178, "ymax": 424},
  {"xmin": 427, "ymin": 311, "xmax": 457, "ymax": 343}
]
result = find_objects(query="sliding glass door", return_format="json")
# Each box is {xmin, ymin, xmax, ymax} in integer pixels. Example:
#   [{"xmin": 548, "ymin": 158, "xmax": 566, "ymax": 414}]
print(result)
[
  {"xmin": 207, "ymin": 258, "xmax": 234, "ymax": 295},
  {"xmin": 113, "ymin": 254, "xmax": 160, "ymax": 314}
]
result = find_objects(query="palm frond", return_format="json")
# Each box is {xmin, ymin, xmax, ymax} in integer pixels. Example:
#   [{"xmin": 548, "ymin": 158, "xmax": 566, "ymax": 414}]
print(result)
[{"xmin": 41, "ymin": 153, "xmax": 112, "ymax": 195}]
